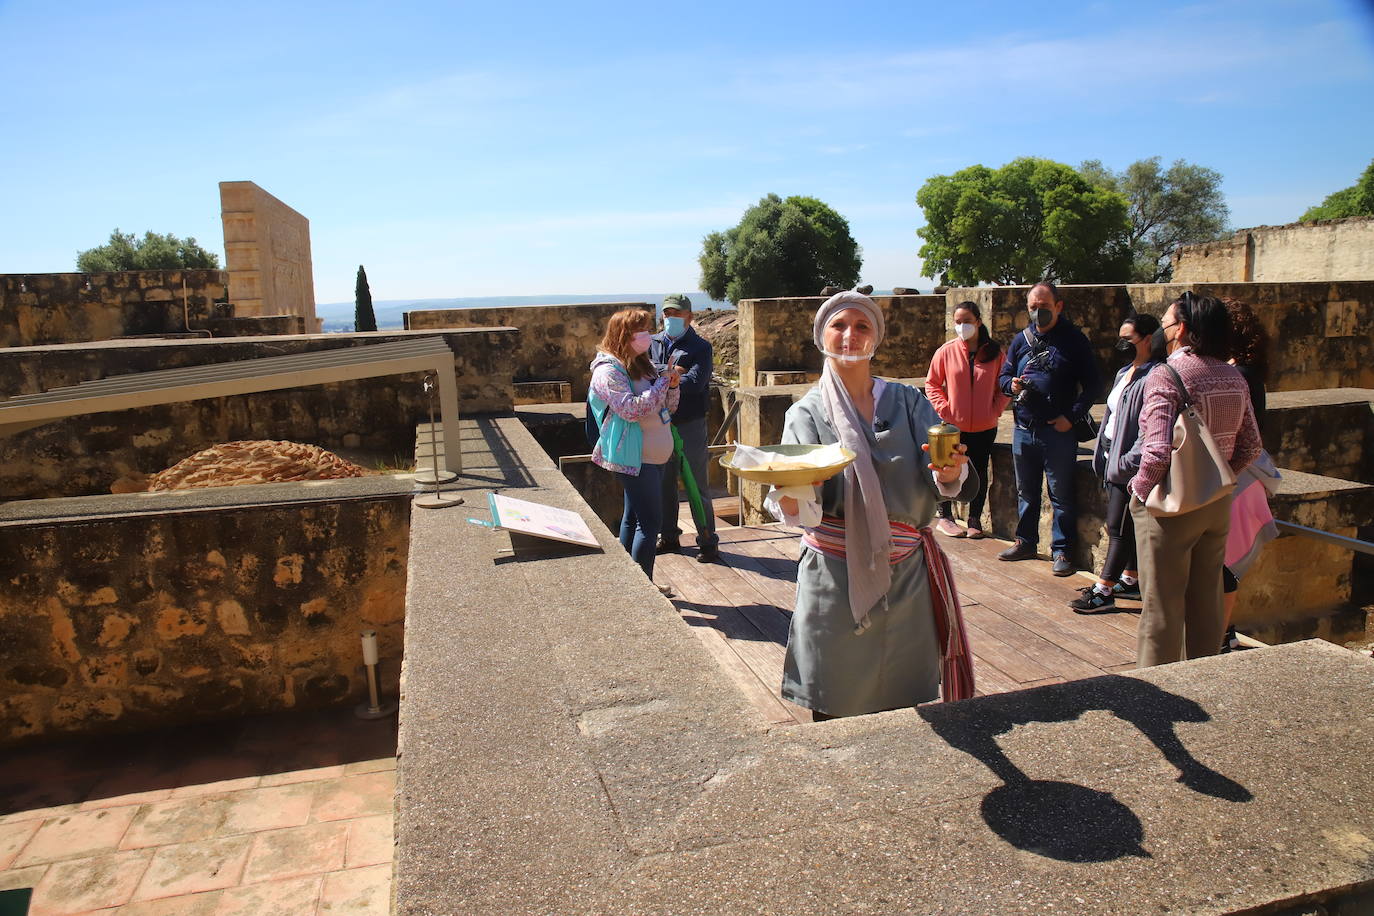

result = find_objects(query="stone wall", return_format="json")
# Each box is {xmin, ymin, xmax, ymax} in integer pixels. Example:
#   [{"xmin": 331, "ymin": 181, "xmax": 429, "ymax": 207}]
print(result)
[
  {"xmin": 405, "ymin": 302, "xmax": 645, "ymax": 400},
  {"xmin": 948, "ymin": 281, "xmax": 1374, "ymax": 394},
  {"xmin": 0, "ymin": 271, "xmax": 227, "ymax": 348},
  {"xmin": 1173, "ymin": 217, "xmax": 1374, "ymax": 283},
  {"xmin": 0, "ymin": 492, "xmax": 410, "ymax": 747},
  {"xmin": 737, "ymin": 295, "xmax": 946, "ymax": 388},
  {"xmin": 0, "ymin": 329, "xmax": 518, "ymax": 499},
  {"xmin": 220, "ymin": 181, "xmax": 318, "ymax": 325}
]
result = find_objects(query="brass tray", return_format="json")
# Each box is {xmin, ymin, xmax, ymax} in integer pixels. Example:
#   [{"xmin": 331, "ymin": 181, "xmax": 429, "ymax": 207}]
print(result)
[{"xmin": 718, "ymin": 443, "xmax": 856, "ymax": 487}]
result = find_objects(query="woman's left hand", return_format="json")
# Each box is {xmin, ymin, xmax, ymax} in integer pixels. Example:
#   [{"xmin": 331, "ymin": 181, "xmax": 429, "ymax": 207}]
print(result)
[{"xmin": 922, "ymin": 442, "xmax": 969, "ymax": 484}]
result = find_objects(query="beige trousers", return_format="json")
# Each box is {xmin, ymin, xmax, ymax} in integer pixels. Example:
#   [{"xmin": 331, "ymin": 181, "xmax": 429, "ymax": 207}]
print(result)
[{"xmin": 1131, "ymin": 492, "xmax": 1234, "ymax": 668}]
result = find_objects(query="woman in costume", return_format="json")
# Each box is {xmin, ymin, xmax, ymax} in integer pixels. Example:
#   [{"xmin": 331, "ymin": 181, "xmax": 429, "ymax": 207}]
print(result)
[{"xmin": 769, "ymin": 291, "xmax": 977, "ymax": 719}]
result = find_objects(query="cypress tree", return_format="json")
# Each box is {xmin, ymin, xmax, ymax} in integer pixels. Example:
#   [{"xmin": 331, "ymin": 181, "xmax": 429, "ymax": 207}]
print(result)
[{"xmin": 355, "ymin": 265, "xmax": 377, "ymax": 332}]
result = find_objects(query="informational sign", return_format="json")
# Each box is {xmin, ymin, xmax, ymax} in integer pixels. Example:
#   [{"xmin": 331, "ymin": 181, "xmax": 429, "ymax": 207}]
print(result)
[{"xmin": 488, "ymin": 493, "xmax": 600, "ymax": 549}]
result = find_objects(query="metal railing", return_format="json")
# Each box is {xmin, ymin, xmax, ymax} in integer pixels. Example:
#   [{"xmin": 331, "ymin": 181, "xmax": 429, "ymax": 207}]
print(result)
[{"xmin": 1274, "ymin": 521, "xmax": 1374, "ymax": 557}]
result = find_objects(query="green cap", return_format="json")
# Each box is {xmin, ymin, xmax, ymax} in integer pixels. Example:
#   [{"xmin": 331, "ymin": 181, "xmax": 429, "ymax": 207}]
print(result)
[{"xmin": 662, "ymin": 294, "xmax": 692, "ymax": 312}]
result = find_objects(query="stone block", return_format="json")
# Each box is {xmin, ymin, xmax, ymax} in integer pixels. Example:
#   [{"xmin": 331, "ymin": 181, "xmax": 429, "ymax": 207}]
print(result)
[{"xmin": 513, "ymin": 380, "xmax": 572, "ymax": 405}]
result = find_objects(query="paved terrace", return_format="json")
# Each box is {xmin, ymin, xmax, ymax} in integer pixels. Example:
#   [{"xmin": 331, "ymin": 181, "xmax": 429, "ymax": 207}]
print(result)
[
  {"xmin": 398, "ymin": 413, "xmax": 1374, "ymax": 915},
  {"xmin": 0, "ymin": 706, "xmax": 396, "ymax": 915}
]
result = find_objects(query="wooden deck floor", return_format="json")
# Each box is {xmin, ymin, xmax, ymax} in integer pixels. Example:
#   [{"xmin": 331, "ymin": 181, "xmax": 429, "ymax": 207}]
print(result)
[{"xmin": 657, "ymin": 504, "xmax": 1140, "ymax": 725}]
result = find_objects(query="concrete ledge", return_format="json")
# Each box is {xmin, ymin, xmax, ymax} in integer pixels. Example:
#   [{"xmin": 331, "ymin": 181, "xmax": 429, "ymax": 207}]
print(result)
[{"xmin": 396, "ymin": 411, "xmax": 1374, "ymax": 915}]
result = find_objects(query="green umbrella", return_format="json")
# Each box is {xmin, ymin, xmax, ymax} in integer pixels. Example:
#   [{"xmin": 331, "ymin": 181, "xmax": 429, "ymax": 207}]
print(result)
[{"xmin": 670, "ymin": 426, "xmax": 710, "ymax": 531}]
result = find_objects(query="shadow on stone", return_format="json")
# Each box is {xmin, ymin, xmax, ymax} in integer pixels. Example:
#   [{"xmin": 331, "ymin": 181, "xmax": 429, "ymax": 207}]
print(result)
[
  {"xmin": 981, "ymin": 779, "xmax": 1148, "ymax": 862},
  {"xmin": 918, "ymin": 675, "xmax": 1252, "ymax": 862}
]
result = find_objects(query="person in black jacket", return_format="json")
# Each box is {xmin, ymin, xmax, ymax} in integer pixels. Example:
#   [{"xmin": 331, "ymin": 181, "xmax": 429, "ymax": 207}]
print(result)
[
  {"xmin": 650, "ymin": 294, "xmax": 720, "ymax": 563},
  {"xmin": 996, "ymin": 282, "xmax": 1103, "ymax": 576}
]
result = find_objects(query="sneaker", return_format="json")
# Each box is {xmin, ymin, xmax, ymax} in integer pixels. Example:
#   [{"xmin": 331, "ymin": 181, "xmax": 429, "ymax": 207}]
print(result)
[
  {"xmin": 1069, "ymin": 586, "xmax": 1116, "ymax": 614},
  {"xmin": 1052, "ymin": 553, "xmax": 1075, "ymax": 577},
  {"xmin": 936, "ymin": 518, "xmax": 966, "ymax": 538},
  {"xmin": 998, "ymin": 540, "xmax": 1038, "ymax": 562},
  {"xmin": 657, "ymin": 584, "xmax": 675, "ymax": 597},
  {"xmin": 966, "ymin": 526, "xmax": 987, "ymax": 540},
  {"xmin": 695, "ymin": 545, "xmax": 721, "ymax": 564},
  {"xmin": 655, "ymin": 538, "xmax": 681, "ymax": 555},
  {"xmin": 1111, "ymin": 581, "xmax": 1142, "ymax": 601}
]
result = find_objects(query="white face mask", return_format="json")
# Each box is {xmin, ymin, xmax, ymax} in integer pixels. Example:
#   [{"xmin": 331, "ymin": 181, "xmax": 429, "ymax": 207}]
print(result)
[
  {"xmin": 820, "ymin": 347, "xmax": 875, "ymax": 364},
  {"xmin": 955, "ymin": 322, "xmax": 977, "ymax": 341}
]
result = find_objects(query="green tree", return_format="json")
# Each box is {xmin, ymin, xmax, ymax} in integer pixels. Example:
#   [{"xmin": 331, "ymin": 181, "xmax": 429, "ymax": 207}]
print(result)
[
  {"xmin": 355, "ymin": 265, "xmax": 377, "ymax": 332},
  {"xmin": 916, "ymin": 157, "xmax": 1132, "ymax": 287},
  {"xmin": 1078, "ymin": 157, "xmax": 1229, "ymax": 283},
  {"xmin": 1300, "ymin": 158, "xmax": 1374, "ymax": 221},
  {"xmin": 76, "ymin": 229, "xmax": 220, "ymax": 272},
  {"xmin": 698, "ymin": 194, "xmax": 862, "ymax": 304}
]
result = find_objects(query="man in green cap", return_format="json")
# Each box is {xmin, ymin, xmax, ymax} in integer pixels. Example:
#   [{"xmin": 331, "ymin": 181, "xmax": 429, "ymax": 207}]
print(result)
[{"xmin": 650, "ymin": 294, "xmax": 719, "ymax": 563}]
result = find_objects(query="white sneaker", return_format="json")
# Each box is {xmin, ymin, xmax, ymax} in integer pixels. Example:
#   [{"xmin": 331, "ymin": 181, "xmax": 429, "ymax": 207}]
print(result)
[{"xmin": 936, "ymin": 518, "xmax": 965, "ymax": 538}]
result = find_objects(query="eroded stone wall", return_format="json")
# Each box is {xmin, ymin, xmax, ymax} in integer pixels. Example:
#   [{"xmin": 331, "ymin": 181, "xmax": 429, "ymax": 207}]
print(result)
[
  {"xmin": 0, "ymin": 271, "xmax": 227, "ymax": 348},
  {"xmin": 949, "ymin": 282, "xmax": 1374, "ymax": 394},
  {"xmin": 0, "ymin": 494, "xmax": 410, "ymax": 747},
  {"xmin": 1173, "ymin": 218, "xmax": 1374, "ymax": 283},
  {"xmin": 0, "ymin": 329, "xmax": 518, "ymax": 499},
  {"xmin": 405, "ymin": 302, "xmax": 642, "ymax": 400},
  {"xmin": 738, "ymin": 295, "xmax": 946, "ymax": 388}
]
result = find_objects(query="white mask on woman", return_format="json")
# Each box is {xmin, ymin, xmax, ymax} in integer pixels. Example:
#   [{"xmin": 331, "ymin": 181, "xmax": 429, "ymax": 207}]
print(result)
[
  {"xmin": 630, "ymin": 331, "xmax": 653, "ymax": 354},
  {"xmin": 955, "ymin": 322, "xmax": 977, "ymax": 341}
]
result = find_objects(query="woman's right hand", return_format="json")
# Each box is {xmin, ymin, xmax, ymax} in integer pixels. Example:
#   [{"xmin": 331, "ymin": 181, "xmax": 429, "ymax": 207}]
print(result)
[{"xmin": 666, "ymin": 365, "xmax": 683, "ymax": 388}]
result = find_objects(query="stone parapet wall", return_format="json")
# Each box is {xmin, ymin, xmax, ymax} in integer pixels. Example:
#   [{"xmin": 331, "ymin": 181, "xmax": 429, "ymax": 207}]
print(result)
[
  {"xmin": 0, "ymin": 492, "xmax": 410, "ymax": 747},
  {"xmin": 948, "ymin": 281, "xmax": 1374, "ymax": 394},
  {"xmin": 1173, "ymin": 217, "xmax": 1374, "ymax": 283},
  {"xmin": 738, "ymin": 295, "xmax": 946, "ymax": 388},
  {"xmin": 405, "ymin": 301, "xmax": 644, "ymax": 400},
  {"xmin": 0, "ymin": 270, "xmax": 227, "ymax": 348},
  {"xmin": 0, "ymin": 329, "xmax": 517, "ymax": 499}
]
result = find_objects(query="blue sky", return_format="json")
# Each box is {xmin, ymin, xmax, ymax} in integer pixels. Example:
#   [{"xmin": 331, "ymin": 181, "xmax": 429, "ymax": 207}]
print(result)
[{"xmin": 2, "ymin": 0, "xmax": 1372, "ymax": 303}]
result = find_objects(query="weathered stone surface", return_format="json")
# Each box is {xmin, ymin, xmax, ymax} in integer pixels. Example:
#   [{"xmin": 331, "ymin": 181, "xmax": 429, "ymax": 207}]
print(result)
[
  {"xmin": 0, "ymin": 487, "xmax": 410, "ymax": 746},
  {"xmin": 0, "ymin": 329, "xmax": 516, "ymax": 499},
  {"xmin": 397, "ymin": 411, "xmax": 1374, "ymax": 915},
  {"xmin": 406, "ymin": 301, "xmax": 639, "ymax": 400},
  {"xmin": 219, "ymin": 181, "xmax": 317, "ymax": 328},
  {"xmin": 0, "ymin": 271, "xmax": 226, "ymax": 347},
  {"xmin": 1174, "ymin": 216, "xmax": 1374, "ymax": 283}
]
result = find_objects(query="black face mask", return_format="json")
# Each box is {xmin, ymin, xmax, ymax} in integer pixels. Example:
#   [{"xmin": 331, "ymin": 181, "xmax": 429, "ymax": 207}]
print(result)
[
  {"xmin": 1115, "ymin": 338, "xmax": 1134, "ymax": 353},
  {"xmin": 1032, "ymin": 307, "xmax": 1055, "ymax": 329},
  {"xmin": 1151, "ymin": 328, "xmax": 1167, "ymax": 353}
]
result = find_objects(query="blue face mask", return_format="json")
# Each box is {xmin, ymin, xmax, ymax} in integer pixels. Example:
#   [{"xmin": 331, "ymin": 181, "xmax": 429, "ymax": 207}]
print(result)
[{"xmin": 663, "ymin": 315, "xmax": 686, "ymax": 337}]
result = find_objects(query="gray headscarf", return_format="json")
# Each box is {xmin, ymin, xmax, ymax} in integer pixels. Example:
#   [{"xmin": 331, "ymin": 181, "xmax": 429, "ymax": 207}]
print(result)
[{"xmin": 814, "ymin": 292, "xmax": 891, "ymax": 628}]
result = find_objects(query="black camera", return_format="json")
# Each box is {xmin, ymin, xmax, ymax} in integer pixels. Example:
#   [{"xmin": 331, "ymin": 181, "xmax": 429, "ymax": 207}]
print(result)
[{"xmin": 1014, "ymin": 342, "xmax": 1052, "ymax": 405}]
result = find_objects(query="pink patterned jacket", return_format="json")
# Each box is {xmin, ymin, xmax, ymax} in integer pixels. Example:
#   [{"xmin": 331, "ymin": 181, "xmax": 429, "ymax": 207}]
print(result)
[{"xmin": 1128, "ymin": 350, "xmax": 1262, "ymax": 503}]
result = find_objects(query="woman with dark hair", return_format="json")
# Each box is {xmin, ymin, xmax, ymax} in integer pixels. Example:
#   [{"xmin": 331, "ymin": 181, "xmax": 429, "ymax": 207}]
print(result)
[
  {"xmin": 589, "ymin": 308, "xmax": 681, "ymax": 580},
  {"xmin": 1069, "ymin": 312, "xmax": 1163, "ymax": 613},
  {"xmin": 924, "ymin": 300, "xmax": 1010, "ymax": 538},
  {"xmin": 1220, "ymin": 297, "xmax": 1278, "ymax": 650},
  {"xmin": 1128, "ymin": 292, "xmax": 1262, "ymax": 666}
]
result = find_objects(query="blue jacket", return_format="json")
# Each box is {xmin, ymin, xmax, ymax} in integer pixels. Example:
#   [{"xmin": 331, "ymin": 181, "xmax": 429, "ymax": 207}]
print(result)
[
  {"xmin": 649, "ymin": 326, "xmax": 712, "ymax": 423},
  {"xmin": 998, "ymin": 318, "xmax": 1102, "ymax": 427}
]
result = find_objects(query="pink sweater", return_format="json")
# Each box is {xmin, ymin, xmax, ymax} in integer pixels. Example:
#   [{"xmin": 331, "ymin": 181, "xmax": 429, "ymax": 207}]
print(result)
[
  {"xmin": 1129, "ymin": 350, "xmax": 1262, "ymax": 502},
  {"xmin": 924, "ymin": 338, "xmax": 1011, "ymax": 433}
]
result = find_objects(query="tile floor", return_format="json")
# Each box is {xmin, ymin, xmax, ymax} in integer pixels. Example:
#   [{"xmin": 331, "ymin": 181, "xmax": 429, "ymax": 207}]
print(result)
[{"xmin": 0, "ymin": 707, "xmax": 397, "ymax": 915}]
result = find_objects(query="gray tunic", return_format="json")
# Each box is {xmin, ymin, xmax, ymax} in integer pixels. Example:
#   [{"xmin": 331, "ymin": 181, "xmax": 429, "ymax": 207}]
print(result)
[{"xmin": 781, "ymin": 381, "xmax": 979, "ymax": 717}]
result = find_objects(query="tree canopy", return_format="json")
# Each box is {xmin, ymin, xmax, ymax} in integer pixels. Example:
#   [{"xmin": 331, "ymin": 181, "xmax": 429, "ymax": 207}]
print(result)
[
  {"xmin": 355, "ymin": 265, "xmax": 377, "ymax": 332},
  {"xmin": 698, "ymin": 194, "xmax": 862, "ymax": 303},
  {"xmin": 1078, "ymin": 157, "xmax": 1230, "ymax": 283},
  {"xmin": 75, "ymin": 229, "xmax": 220, "ymax": 272},
  {"xmin": 1300, "ymin": 158, "xmax": 1374, "ymax": 221},
  {"xmin": 915, "ymin": 157, "xmax": 1132, "ymax": 287}
]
